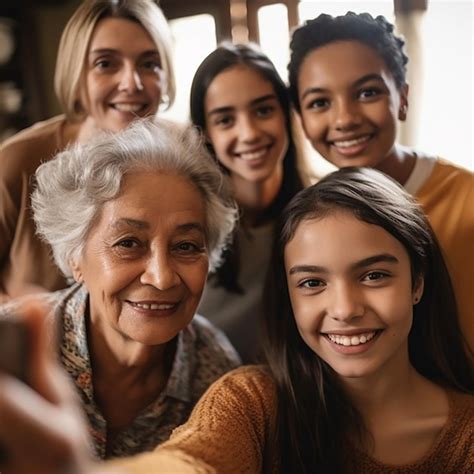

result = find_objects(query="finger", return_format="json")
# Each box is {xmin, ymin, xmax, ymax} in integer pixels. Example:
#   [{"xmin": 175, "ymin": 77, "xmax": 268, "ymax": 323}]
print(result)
[{"xmin": 0, "ymin": 373, "xmax": 88, "ymax": 472}]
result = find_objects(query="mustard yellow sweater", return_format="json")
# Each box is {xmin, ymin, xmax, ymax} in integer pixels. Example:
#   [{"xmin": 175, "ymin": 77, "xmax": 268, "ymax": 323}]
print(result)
[
  {"xmin": 415, "ymin": 159, "xmax": 474, "ymax": 352},
  {"xmin": 109, "ymin": 366, "xmax": 474, "ymax": 473}
]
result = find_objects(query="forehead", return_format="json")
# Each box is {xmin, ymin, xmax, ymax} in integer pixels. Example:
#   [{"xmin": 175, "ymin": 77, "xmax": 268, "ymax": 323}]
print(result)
[
  {"xmin": 97, "ymin": 172, "xmax": 206, "ymax": 230},
  {"xmin": 284, "ymin": 212, "xmax": 409, "ymax": 269},
  {"xmin": 298, "ymin": 40, "xmax": 392, "ymax": 88},
  {"xmin": 204, "ymin": 64, "xmax": 276, "ymax": 109},
  {"xmin": 88, "ymin": 17, "xmax": 157, "ymax": 52}
]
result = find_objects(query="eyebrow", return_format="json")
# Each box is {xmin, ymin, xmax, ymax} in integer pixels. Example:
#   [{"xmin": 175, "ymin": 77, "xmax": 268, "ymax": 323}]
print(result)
[
  {"xmin": 206, "ymin": 94, "xmax": 278, "ymax": 117},
  {"xmin": 300, "ymin": 73, "xmax": 385, "ymax": 101},
  {"xmin": 288, "ymin": 253, "xmax": 399, "ymax": 275},
  {"xmin": 110, "ymin": 218, "xmax": 150, "ymax": 231},
  {"xmin": 110, "ymin": 219, "xmax": 205, "ymax": 234},
  {"xmin": 89, "ymin": 48, "xmax": 159, "ymax": 57}
]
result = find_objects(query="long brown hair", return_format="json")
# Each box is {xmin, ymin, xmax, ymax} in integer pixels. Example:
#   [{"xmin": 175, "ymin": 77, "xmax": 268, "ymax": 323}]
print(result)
[
  {"xmin": 263, "ymin": 167, "xmax": 474, "ymax": 473},
  {"xmin": 190, "ymin": 42, "xmax": 304, "ymax": 293}
]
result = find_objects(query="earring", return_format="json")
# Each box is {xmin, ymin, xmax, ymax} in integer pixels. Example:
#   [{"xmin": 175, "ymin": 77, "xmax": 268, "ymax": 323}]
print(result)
[
  {"xmin": 413, "ymin": 295, "xmax": 420, "ymax": 304},
  {"xmin": 399, "ymin": 104, "xmax": 407, "ymax": 121}
]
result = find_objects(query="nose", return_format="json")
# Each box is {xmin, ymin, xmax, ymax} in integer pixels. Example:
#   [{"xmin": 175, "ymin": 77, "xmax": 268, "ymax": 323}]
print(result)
[
  {"xmin": 238, "ymin": 114, "xmax": 261, "ymax": 143},
  {"xmin": 118, "ymin": 64, "xmax": 144, "ymax": 93},
  {"xmin": 333, "ymin": 98, "xmax": 362, "ymax": 131},
  {"xmin": 140, "ymin": 251, "xmax": 180, "ymax": 290},
  {"xmin": 328, "ymin": 282, "xmax": 364, "ymax": 323}
]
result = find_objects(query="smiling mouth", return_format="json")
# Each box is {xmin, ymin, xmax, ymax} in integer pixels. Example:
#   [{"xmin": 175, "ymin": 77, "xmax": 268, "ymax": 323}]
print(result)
[
  {"xmin": 128, "ymin": 301, "xmax": 177, "ymax": 310},
  {"xmin": 325, "ymin": 330, "xmax": 382, "ymax": 347},
  {"xmin": 331, "ymin": 134, "xmax": 373, "ymax": 148},
  {"xmin": 236, "ymin": 145, "xmax": 271, "ymax": 161},
  {"xmin": 111, "ymin": 103, "xmax": 148, "ymax": 113}
]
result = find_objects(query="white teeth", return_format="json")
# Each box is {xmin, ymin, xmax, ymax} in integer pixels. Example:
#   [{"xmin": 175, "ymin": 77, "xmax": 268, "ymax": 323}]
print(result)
[
  {"xmin": 131, "ymin": 302, "xmax": 174, "ymax": 310},
  {"xmin": 327, "ymin": 331, "xmax": 377, "ymax": 346},
  {"xmin": 333, "ymin": 136, "xmax": 370, "ymax": 148},
  {"xmin": 238, "ymin": 148, "xmax": 267, "ymax": 161},
  {"xmin": 113, "ymin": 103, "xmax": 144, "ymax": 112}
]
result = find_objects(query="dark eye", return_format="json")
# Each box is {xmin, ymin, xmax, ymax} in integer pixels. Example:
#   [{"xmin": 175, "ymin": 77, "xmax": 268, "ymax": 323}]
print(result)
[
  {"xmin": 175, "ymin": 241, "xmax": 204, "ymax": 255},
  {"xmin": 307, "ymin": 98, "xmax": 329, "ymax": 110},
  {"xmin": 299, "ymin": 278, "xmax": 325, "ymax": 289},
  {"xmin": 363, "ymin": 271, "xmax": 388, "ymax": 282},
  {"xmin": 115, "ymin": 239, "xmax": 139, "ymax": 249},
  {"xmin": 214, "ymin": 115, "xmax": 234, "ymax": 127},
  {"xmin": 141, "ymin": 59, "xmax": 161, "ymax": 70},
  {"xmin": 94, "ymin": 59, "xmax": 111, "ymax": 69},
  {"xmin": 359, "ymin": 88, "xmax": 381, "ymax": 99},
  {"xmin": 255, "ymin": 105, "xmax": 275, "ymax": 117}
]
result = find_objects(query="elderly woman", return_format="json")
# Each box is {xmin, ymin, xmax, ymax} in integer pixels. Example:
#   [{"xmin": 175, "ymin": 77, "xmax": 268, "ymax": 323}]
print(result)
[
  {"xmin": 0, "ymin": 118, "xmax": 240, "ymax": 462},
  {"xmin": 0, "ymin": 0, "xmax": 175, "ymax": 302}
]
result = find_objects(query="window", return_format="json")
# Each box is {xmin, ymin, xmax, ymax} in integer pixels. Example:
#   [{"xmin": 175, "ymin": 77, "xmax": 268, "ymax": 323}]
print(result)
[{"xmin": 161, "ymin": 14, "xmax": 217, "ymax": 123}]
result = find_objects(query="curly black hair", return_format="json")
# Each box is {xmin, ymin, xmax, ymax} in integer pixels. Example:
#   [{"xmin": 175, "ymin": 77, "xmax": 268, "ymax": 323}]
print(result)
[{"xmin": 288, "ymin": 12, "xmax": 409, "ymax": 112}]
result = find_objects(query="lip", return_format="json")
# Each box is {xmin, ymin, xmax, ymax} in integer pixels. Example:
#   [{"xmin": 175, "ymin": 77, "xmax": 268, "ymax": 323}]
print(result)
[
  {"xmin": 329, "ymin": 133, "xmax": 374, "ymax": 157},
  {"xmin": 234, "ymin": 144, "xmax": 272, "ymax": 165},
  {"xmin": 109, "ymin": 102, "xmax": 149, "ymax": 114},
  {"xmin": 126, "ymin": 299, "xmax": 180, "ymax": 317},
  {"xmin": 322, "ymin": 329, "xmax": 383, "ymax": 355}
]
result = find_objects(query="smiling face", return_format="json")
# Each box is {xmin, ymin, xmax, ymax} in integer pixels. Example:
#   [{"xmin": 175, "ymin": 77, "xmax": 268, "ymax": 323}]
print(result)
[
  {"xmin": 72, "ymin": 172, "xmax": 209, "ymax": 348},
  {"xmin": 204, "ymin": 64, "xmax": 288, "ymax": 185},
  {"xmin": 81, "ymin": 17, "xmax": 165, "ymax": 132},
  {"xmin": 297, "ymin": 40, "xmax": 408, "ymax": 173},
  {"xmin": 284, "ymin": 210, "xmax": 423, "ymax": 381}
]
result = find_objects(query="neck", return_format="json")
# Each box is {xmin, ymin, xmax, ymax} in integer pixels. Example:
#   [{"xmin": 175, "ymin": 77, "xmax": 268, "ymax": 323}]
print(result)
[
  {"xmin": 87, "ymin": 315, "xmax": 170, "ymax": 385},
  {"xmin": 75, "ymin": 116, "xmax": 104, "ymax": 144},
  {"xmin": 232, "ymin": 163, "xmax": 283, "ymax": 227},
  {"xmin": 376, "ymin": 144, "xmax": 417, "ymax": 186}
]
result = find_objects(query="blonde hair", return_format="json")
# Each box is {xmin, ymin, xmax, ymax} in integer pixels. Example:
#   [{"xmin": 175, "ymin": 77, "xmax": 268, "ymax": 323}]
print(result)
[{"xmin": 54, "ymin": 0, "xmax": 175, "ymax": 121}]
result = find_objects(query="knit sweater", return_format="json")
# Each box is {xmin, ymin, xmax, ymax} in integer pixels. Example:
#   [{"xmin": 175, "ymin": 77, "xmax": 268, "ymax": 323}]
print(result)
[{"xmin": 108, "ymin": 366, "xmax": 474, "ymax": 473}]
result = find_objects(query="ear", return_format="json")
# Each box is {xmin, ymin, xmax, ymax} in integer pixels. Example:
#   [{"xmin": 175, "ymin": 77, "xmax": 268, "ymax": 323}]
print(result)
[
  {"xmin": 398, "ymin": 83, "xmax": 409, "ymax": 121},
  {"xmin": 412, "ymin": 274, "xmax": 424, "ymax": 305},
  {"xmin": 69, "ymin": 258, "xmax": 84, "ymax": 284}
]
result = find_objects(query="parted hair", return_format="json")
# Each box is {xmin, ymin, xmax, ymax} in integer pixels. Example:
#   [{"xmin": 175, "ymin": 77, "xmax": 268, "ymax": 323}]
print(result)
[
  {"xmin": 263, "ymin": 167, "xmax": 474, "ymax": 473},
  {"xmin": 32, "ymin": 119, "xmax": 238, "ymax": 277},
  {"xmin": 288, "ymin": 12, "xmax": 409, "ymax": 112},
  {"xmin": 55, "ymin": 0, "xmax": 175, "ymax": 121}
]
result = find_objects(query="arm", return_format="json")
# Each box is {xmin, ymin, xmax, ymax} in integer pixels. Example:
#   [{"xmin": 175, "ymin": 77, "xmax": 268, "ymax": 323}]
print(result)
[
  {"xmin": 107, "ymin": 366, "xmax": 276, "ymax": 473},
  {"xmin": 0, "ymin": 300, "xmax": 94, "ymax": 474}
]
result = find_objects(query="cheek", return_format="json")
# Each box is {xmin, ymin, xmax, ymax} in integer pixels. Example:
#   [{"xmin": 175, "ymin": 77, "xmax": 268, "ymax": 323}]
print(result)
[
  {"xmin": 290, "ymin": 292, "xmax": 320, "ymax": 331},
  {"xmin": 183, "ymin": 261, "xmax": 209, "ymax": 297}
]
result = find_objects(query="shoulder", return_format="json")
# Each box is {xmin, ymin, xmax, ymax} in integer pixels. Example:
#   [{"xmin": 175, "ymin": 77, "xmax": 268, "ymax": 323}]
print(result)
[
  {"xmin": 188, "ymin": 314, "xmax": 241, "ymax": 369},
  {"xmin": 214, "ymin": 365, "xmax": 275, "ymax": 397},
  {"xmin": 199, "ymin": 365, "xmax": 276, "ymax": 412},
  {"xmin": 428, "ymin": 159, "xmax": 473, "ymax": 190},
  {"xmin": 178, "ymin": 365, "xmax": 276, "ymax": 431},
  {"xmin": 449, "ymin": 390, "xmax": 474, "ymax": 425},
  {"xmin": 0, "ymin": 116, "xmax": 66, "ymax": 178},
  {"xmin": 442, "ymin": 391, "xmax": 474, "ymax": 464}
]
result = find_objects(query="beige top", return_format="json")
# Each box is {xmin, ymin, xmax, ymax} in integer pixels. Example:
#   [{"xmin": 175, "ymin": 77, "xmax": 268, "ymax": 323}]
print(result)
[
  {"xmin": 108, "ymin": 366, "xmax": 474, "ymax": 473},
  {"xmin": 0, "ymin": 116, "xmax": 70, "ymax": 301}
]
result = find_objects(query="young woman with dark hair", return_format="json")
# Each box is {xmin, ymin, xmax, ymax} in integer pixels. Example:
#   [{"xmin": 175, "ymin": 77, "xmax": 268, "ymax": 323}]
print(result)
[
  {"xmin": 190, "ymin": 42, "xmax": 306, "ymax": 362},
  {"xmin": 1, "ymin": 168, "xmax": 473, "ymax": 473},
  {"xmin": 287, "ymin": 11, "xmax": 474, "ymax": 352}
]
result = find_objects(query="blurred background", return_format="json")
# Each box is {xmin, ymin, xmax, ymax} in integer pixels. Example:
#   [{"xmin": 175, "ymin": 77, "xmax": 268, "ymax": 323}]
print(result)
[{"xmin": 0, "ymin": 0, "xmax": 472, "ymax": 170}]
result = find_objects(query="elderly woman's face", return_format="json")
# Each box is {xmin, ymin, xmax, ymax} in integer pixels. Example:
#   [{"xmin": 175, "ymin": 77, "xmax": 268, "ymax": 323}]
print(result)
[
  {"xmin": 82, "ymin": 17, "xmax": 165, "ymax": 132},
  {"xmin": 72, "ymin": 172, "xmax": 209, "ymax": 346}
]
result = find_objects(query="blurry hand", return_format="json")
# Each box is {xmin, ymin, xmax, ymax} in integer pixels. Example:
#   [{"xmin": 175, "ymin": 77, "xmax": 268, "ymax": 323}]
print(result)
[{"xmin": 0, "ymin": 300, "xmax": 93, "ymax": 474}]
